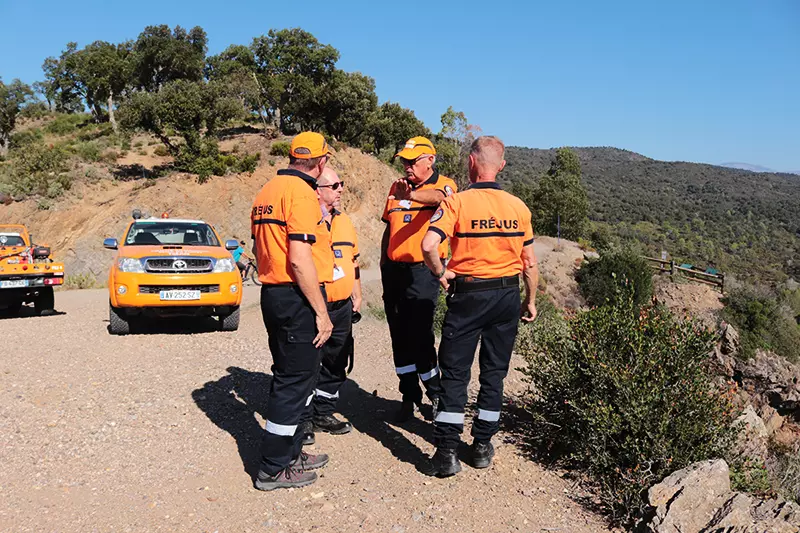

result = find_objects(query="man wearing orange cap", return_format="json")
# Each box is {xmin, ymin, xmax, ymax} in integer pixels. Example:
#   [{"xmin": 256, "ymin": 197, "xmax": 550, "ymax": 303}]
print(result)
[
  {"xmin": 381, "ymin": 136, "xmax": 457, "ymax": 422},
  {"xmin": 250, "ymin": 131, "xmax": 334, "ymax": 490}
]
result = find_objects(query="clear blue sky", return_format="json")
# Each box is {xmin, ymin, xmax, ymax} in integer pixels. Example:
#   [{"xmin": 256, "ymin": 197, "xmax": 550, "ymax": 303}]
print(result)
[{"xmin": 1, "ymin": 0, "xmax": 798, "ymax": 171}]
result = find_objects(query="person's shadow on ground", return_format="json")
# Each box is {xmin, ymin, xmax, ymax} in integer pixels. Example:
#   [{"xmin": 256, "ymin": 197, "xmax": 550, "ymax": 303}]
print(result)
[
  {"xmin": 192, "ymin": 366, "xmax": 272, "ymax": 478},
  {"xmin": 191, "ymin": 366, "xmax": 436, "ymax": 478}
]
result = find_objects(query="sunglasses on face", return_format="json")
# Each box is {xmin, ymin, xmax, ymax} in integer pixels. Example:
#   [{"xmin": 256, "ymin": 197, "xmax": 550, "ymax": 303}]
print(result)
[
  {"xmin": 318, "ymin": 181, "xmax": 345, "ymax": 191},
  {"xmin": 400, "ymin": 157, "xmax": 420, "ymax": 167}
]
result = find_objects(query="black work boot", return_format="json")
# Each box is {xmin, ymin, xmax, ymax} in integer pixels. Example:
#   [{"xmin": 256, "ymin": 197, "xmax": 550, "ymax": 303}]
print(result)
[
  {"xmin": 472, "ymin": 440, "xmax": 495, "ymax": 469},
  {"xmin": 395, "ymin": 399, "xmax": 416, "ymax": 423},
  {"xmin": 290, "ymin": 450, "xmax": 329, "ymax": 470},
  {"xmin": 313, "ymin": 414, "xmax": 352, "ymax": 435},
  {"xmin": 423, "ymin": 447, "xmax": 461, "ymax": 477},
  {"xmin": 254, "ymin": 466, "xmax": 317, "ymax": 491},
  {"xmin": 300, "ymin": 420, "xmax": 315, "ymax": 446}
]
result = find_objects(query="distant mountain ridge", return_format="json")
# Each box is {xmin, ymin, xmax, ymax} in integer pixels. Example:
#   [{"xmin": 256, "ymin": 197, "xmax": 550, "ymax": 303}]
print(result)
[
  {"xmin": 720, "ymin": 162, "xmax": 800, "ymax": 175},
  {"xmin": 499, "ymin": 146, "xmax": 800, "ymax": 282}
]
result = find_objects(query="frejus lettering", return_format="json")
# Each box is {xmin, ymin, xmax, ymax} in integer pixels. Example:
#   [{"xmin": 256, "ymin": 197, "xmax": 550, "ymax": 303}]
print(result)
[
  {"xmin": 252, "ymin": 204, "xmax": 274, "ymax": 217},
  {"xmin": 470, "ymin": 219, "xmax": 519, "ymax": 230}
]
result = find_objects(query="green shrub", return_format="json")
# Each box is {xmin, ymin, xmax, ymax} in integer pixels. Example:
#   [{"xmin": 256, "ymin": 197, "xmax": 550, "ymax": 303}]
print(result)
[
  {"xmin": 9, "ymin": 128, "xmax": 44, "ymax": 150},
  {"xmin": 19, "ymin": 102, "xmax": 50, "ymax": 120},
  {"xmin": 175, "ymin": 139, "xmax": 260, "ymax": 183},
  {"xmin": 153, "ymin": 145, "xmax": 170, "ymax": 157},
  {"xmin": 0, "ymin": 142, "xmax": 71, "ymax": 198},
  {"xmin": 72, "ymin": 141, "xmax": 102, "ymax": 162},
  {"xmin": 37, "ymin": 198, "xmax": 53, "ymax": 210},
  {"xmin": 366, "ymin": 302, "xmax": 386, "ymax": 321},
  {"xmin": 576, "ymin": 249, "xmax": 653, "ymax": 309},
  {"xmin": 133, "ymin": 140, "xmax": 144, "ymax": 148},
  {"xmin": 518, "ymin": 286, "xmax": 733, "ymax": 526},
  {"xmin": 730, "ymin": 457, "xmax": 774, "ymax": 498},
  {"xmin": 721, "ymin": 286, "xmax": 800, "ymax": 362},
  {"xmin": 269, "ymin": 141, "xmax": 291, "ymax": 157},
  {"xmin": 45, "ymin": 113, "xmax": 90, "ymax": 135}
]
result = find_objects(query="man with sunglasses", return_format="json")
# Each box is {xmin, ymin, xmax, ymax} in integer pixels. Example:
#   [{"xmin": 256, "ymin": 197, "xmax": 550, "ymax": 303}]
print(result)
[
  {"xmin": 380, "ymin": 136, "xmax": 457, "ymax": 422},
  {"xmin": 299, "ymin": 166, "xmax": 362, "ymax": 445}
]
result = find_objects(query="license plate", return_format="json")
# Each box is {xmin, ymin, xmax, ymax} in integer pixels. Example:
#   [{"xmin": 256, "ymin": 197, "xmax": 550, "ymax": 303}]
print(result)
[
  {"xmin": 0, "ymin": 279, "xmax": 28, "ymax": 289},
  {"xmin": 159, "ymin": 290, "xmax": 201, "ymax": 301}
]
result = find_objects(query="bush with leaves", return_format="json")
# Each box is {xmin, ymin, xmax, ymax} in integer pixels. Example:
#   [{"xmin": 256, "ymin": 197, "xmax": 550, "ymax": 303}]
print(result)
[
  {"xmin": 0, "ymin": 142, "xmax": 71, "ymax": 198},
  {"xmin": 45, "ymin": 113, "xmax": 91, "ymax": 135},
  {"xmin": 576, "ymin": 249, "xmax": 653, "ymax": 309},
  {"xmin": 518, "ymin": 286, "xmax": 733, "ymax": 526},
  {"xmin": 721, "ymin": 286, "xmax": 800, "ymax": 362},
  {"xmin": 269, "ymin": 141, "xmax": 290, "ymax": 157}
]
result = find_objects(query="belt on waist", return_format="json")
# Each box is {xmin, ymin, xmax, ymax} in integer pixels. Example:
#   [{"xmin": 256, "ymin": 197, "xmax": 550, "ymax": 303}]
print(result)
[
  {"xmin": 263, "ymin": 282, "xmax": 326, "ymax": 289},
  {"xmin": 327, "ymin": 298, "xmax": 351, "ymax": 310},
  {"xmin": 450, "ymin": 275, "xmax": 520, "ymax": 294},
  {"xmin": 384, "ymin": 260, "xmax": 444, "ymax": 268}
]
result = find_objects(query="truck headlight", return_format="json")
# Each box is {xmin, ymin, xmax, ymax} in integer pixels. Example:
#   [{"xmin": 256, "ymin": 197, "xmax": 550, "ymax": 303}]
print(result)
[
  {"xmin": 117, "ymin": 257, "xmax": 144, "ymax": 273},
  {"xmin": 213, "ymin": 258, "xmax": 235, "ymax": 273}
]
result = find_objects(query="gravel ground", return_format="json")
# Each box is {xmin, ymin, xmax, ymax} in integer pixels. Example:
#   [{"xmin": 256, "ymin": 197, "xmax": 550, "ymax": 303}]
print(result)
[{"xmin": 0, "ymin": 285, "xmax": 611, "ymax": 533}]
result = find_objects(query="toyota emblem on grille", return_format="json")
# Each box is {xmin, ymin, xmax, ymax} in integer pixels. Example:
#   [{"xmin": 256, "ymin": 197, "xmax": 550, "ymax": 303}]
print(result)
[{"xmin": 173, "ymin": 260, "xmax": 187, "ymax": 270}]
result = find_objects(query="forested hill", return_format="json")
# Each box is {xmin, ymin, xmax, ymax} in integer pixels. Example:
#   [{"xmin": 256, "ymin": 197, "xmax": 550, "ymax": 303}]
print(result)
[{"xmin": 499, "ymin": 147, "xmax": 800, "ymax": 283}]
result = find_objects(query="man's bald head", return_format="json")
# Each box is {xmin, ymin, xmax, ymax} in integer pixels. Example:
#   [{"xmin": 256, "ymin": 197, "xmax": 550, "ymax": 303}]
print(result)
[
  {"xmin": 318, "ymin": 166, "xmax": 340, "ymax": 186},
  {"xmin": 469, "ymin": 136, "xmax": 506, "ymax": 181},
  {"xmin": 317, "ymin": 166, "xmax": 342, "ymax": 212}
]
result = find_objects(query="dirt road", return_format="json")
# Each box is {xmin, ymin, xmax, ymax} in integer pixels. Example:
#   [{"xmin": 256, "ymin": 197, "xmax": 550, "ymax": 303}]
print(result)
[{"xmin": 0, "ymin": 286, "xmax": 610, "ymax": 533}]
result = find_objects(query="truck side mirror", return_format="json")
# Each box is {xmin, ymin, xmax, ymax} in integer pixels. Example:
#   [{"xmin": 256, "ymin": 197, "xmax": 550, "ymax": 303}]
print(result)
[{"xmin": 103, "ymin": 238, "xmax": 119, "ymax": 250}]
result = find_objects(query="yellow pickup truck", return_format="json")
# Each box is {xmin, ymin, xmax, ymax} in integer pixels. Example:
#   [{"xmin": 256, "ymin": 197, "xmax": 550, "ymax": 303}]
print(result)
[
  {"xmin": 0, "ymin": 224, "xmax": 64, "ymax": 315},
  {"xmin": 104, "ymin": 211, "xmax": 242, "ymax": 334}
]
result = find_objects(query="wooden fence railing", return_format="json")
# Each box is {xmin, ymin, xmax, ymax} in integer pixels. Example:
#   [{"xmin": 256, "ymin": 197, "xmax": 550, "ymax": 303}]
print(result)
[{"xmin": 643, "ymin": 256, "xmax": 725, "ymax": 292}]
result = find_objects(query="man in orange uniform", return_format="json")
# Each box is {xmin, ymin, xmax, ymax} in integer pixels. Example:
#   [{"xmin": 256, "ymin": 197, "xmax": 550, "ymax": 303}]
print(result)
[
  {"xmin": 300, "ymin": 166, "xmax": 362, "ymax": 445},
  {"xmin": 381, "ymin": 136, "xmax": 457, "ymax": 422},
  {"xmin": 421, "ymin": 136, "xmax": 538, "ymax": 477},
  {"xmin": 250, "ymin": 132, "xmax": 334, "ymax": 490}
]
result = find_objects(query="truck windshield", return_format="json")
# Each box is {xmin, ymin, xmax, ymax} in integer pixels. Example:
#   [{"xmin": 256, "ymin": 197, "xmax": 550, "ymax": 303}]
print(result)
[
  {"xmin": 0, "ymin": 234, "xmax": 25, "ymax": 247},
  {"xmin": 124, "ymin": 222, "xmax": 220, "ymax": 247}
]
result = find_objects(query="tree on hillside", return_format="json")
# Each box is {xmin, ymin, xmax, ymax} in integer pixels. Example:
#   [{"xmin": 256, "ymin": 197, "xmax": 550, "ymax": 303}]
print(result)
[
  {"xmin": 435, "ymin": 106, "xmax": 481, "ymax": 188},
  {"xmin": 0, "ymin": 78, "xmax": 34, "ymax": 157},
  {"xmin": 118, "ymin": 78, "xmax": 243, "ymax": 156},
  {"xmin": 40, "ymin": 43, "xmax": 84, "ymax": 113},
  {"xmin": 313, "ymin": 70, "xmax": 377, "ymax": 145},
  {"xmin": 251, "ymin": 28, "xmax": 339, "ymax": 133},
  {"xmin": 72, "ymin": 41, "xmax": 133, "ymax": 131},
  {"xmin": 531, "ymin": 147, "xmax": 590, "ymax": 240},
  {"xmin": 205, "ymin": 44, "xmax": 256, "ymax": 80},
  {"xmin": 364, "ymin": 102, "xmax": 430, "ymax": 156},
  {"xmin": 131, "ymin": 25, "xmax": 207, "ymax": 92}
]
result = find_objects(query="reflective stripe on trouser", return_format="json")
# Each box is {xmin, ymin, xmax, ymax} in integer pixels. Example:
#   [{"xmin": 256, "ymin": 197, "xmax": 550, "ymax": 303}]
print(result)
[
  {"xmin": 381, "ymin": 261, "xmax": 442, "ymax": 404},
  {"xmin": 259, "ymin": 284, "xmax": 324, "ymax": 476},
  {"xmin": 433, "ymin": 285, "xmax": 520, "ymax": 449},
  {"xmin": 308, "ymin": 299, "xmax": 353, "ymax": 418}
]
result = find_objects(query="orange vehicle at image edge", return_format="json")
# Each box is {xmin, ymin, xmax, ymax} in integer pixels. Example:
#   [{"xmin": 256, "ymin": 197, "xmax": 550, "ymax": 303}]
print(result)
[
  {"xmin": 104, "ymin": 211, "xmax": 242, "ymax": 335},
  {"xmin": 0, "ymin": 224, "xmax": 64, "ymax": 315}
]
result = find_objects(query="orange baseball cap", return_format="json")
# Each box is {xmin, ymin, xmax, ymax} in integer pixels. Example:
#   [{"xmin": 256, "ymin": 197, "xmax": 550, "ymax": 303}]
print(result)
[
  {"xmin": 395, "ymin": 136, "xmax": 436, "ymax": 159},
  {"xmin": 290, "ymin": 132, "xmax": 331, "ymax": 159}
]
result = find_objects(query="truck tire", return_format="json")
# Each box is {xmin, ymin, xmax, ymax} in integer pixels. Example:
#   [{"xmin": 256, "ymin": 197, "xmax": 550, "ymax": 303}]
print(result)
[
  {"xmin": 34, "ymin": 287, "xmax": 55, "ymax": 315},
  {"xmin": 109, "ymin": 304, "xmax": 130, "ymax": 335},
  {"xmin": 220, "ymin": 306, "xmax": 240, "ymax": 331}
]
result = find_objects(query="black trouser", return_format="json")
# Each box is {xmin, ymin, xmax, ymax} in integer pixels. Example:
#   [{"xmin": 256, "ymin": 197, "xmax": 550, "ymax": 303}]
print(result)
[
  {"xmin": 433, "ymin": 283, "xmax": 520, "ymax": 449},
  {"xmin": 306, "ymin": 298, "xmax": 353, "ymax": 418},
  {"xmin": 259, "ymin": 284, "xmax": 324, "ymax": 476},
  {"xmin": 381, "ymin": 260, "xmax": 442, "ymax": 404}
]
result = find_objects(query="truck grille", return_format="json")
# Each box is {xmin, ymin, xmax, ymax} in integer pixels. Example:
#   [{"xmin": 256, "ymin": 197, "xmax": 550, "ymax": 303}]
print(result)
[
  {"xmin": 144, "ymin": 257, "xmax": 213, "ymax": 273},
  {"xmin": 139, "ymin": 284, "xmax": 220, "ymax": 294}
]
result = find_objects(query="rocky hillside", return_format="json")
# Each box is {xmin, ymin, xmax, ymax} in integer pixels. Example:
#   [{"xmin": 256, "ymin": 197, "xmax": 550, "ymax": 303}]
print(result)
[{"xmin": 0, "ymin": 133, "xmax": 398, "ymax": 281}]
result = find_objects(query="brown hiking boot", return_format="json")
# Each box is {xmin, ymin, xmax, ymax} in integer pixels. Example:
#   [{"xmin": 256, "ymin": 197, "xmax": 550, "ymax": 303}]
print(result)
[
  {"xmin": 290, "ymin": 451, "xmax": 329, "ymax": 471},
  {"xmin": 254, "ymin": 466, "xmax": 317, "ymax": 491}
]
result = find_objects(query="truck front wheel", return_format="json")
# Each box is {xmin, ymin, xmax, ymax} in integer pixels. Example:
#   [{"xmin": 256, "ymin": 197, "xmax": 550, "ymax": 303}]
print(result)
[
  {"xmin": 109, "ymin": 304, "xmax": 130, "ymax": 335},
  {"xmin": 34, "ymin": 287, "xmax": 55, "ymax": 315}
]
